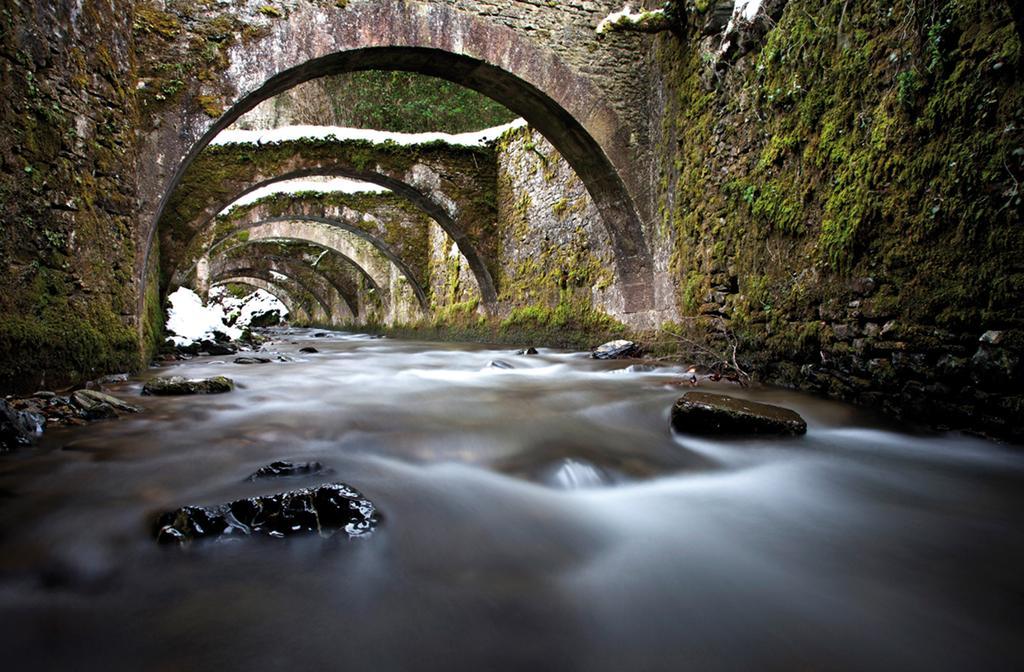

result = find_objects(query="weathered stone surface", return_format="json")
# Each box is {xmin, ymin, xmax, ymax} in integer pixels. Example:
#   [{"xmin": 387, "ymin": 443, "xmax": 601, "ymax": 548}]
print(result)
[
  {"xmin": 246, "ymin": 460, "xmax": 326, "ymax": 481},
  {"xmin": 154, "ymin": 482, "xmax": 379, "ymax": 545},
  {"xmin": 71, "ymin": 390, "xmax": 142, "ymax": 415},
  {"xmin": 670, "ymin": 392, "xmax": 807, "ymax": 436},
  {"xmin": 142, "ymin": 376, "xmax": 234, "ymax": 396},
  {"xmin": 1, "ymin": 400, "xmax": 45, "ymax": 452},
  {"xmin": 592, "ymin": 340, "xmax": 640, "ymax": 360},
  {"xmin": 233, "ymin": 356, "xmax": 272, "ymax": 365}
]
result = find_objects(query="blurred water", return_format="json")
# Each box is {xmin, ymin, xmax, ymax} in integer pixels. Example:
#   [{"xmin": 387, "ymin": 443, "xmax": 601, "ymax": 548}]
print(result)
[{"xmin": 0, "ymin": 328, "xmax": 1021, "ymax": 671}]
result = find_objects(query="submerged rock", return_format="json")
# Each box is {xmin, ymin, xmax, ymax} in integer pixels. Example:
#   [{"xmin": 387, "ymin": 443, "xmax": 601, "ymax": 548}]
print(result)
[
  {"xmin": 592, "ymin": 340, "xmax": 639, "ymax": 360},
  {"xmin": 671, "ymin": 391, "xmax": 807, "ymax": 436},
  {"xmin": 142, "ymin": 376, "xmax": 234, "ymax": 396},
  {"xmin": 487, "ymin": 359, "xmax": 514, "ymax": 369},
  {"xmin": 154, "ymin": 482, "xmax": 378, "ymax": 545},
  {"xmin": 1, "ymin": 399, "xmax": 45, "ymax": 452},
  {"xmin": 233, "ymin": 356, "xmax": 272, "ymax": 365},
  {"xmin": 246, "ymin": 460, "xmax": 326, "ymax": 481},
  {"xmin": 299, "ymin": 346, "xmax": 319, "ymax": 353}
]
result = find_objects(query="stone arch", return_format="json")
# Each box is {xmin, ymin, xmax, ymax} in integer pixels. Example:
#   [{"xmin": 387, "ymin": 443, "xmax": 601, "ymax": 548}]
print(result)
[
  {"xmin": 212, "ymin": 277, "xmax": 308, "ymax": 324},
  {"xmin": 212, "ymin": 250, "xmax": 360, "ymax": 323},
  {"xmin": 208, "ymin": 257, "xmax": 350, "ymax": 325},
  {"xmin": 211, "ymin": 220, "xmax": 424, "ymax": 324},
  {"xmin": 182, "ymin": 193, "xmax": 435, "ymax": 303},
  {"xmin": 214, "ymin": 239, "xmax": 386, "ymax": 319},
  {"xmin": 163, "ymin": 146, "xmax": 500, "ymax": 308},
  {"xmin": 141, "ymin": 0, "xmax": 654, "ymax": 320},
  {"xmin": 204, "ymin": 214, "xmax": 430, "ymax": 312}
]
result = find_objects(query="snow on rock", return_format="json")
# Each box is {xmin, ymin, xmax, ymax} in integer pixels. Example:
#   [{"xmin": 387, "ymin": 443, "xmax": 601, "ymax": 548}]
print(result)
[
  {"xmin": 219, "ymin": 176, "xmax": 387, "ymax": 216},
  {"xmin": 165, "ymin": 287, "xmax": 288, "ymax": 348},
  {"xmin": 229, "ymin": 288, "xmax": 288, "ymax": 329},
  {"xmin": 735, "ymin": 0, "xmax": 764, "ymax": 21},
  {"xmin": 212, "ymin": 118, "xmax": 528, "ymax": 148},
  {"xmin": 166, "ymin": 287, "xmax": 242, "ymax": 343},
  {"xmin": 596, "ymin": 4, "xmax": 667, "ymax": 34}
]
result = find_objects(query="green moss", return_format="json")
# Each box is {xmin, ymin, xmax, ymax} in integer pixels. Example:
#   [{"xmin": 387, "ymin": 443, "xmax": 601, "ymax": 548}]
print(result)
[
  {"xmin": 257, "ymin": 6, "xmax": 284, "ymax": 19},
  {"xmin": 197, "ymin": 95, "xmax": 224, "ymax": 118},
  {"xmin": 654, "ymin": 0, "xmax": 1023, "ymax": 378}
]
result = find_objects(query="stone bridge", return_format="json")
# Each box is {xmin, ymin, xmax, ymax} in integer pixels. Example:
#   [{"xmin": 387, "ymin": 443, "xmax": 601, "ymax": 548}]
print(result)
[
  {"xmin": 206, "ymin": 238, "xmax": 385, "ymax": 325},
  {"xmin": 181, "ymin": 192, "xmax": 438, "ymax": 311},
  {"xmin": 162, "ymin": 137, "xmax": 501, "ymax": 307},
  {"xmin": 212, "ymin": 276, "xmax": 313, "ymax": 324},
  {"xmin": 137, "ymin": 0, "xmax": 661, "ymax": 324},
  {"xmin": 208, "ymin": 251, "xmax": 356, "ymax": 325}
]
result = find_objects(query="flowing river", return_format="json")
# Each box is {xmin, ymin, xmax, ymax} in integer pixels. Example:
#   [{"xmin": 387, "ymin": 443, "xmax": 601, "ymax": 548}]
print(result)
[{"xmin": 1, "ymin": 329, "xmax": 1021, "ymax": 671}]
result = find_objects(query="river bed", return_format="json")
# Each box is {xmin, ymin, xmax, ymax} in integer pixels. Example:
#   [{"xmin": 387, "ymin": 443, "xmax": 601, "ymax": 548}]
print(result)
[{"xmin": 1, "ymin": 329, "xmax": 1021, "ymax": 670}]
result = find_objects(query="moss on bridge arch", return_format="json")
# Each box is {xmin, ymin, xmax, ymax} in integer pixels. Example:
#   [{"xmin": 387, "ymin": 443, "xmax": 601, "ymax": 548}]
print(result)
[{"xmin": 160, "ymin": 137, "xmax": 498, "ymax": 291}]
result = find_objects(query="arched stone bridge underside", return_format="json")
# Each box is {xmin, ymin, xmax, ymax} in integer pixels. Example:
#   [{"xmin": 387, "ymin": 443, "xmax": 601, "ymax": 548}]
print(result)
[
  {"xmin": 206, "ymin": 219, "xmax": 426, "ymax": 324},
  {"xmin": 205, "ymin": 238, "xmax": 385, "ymax": 324},
  {"xmin": 214, "ymin": 276, "xmax": 314, "ymax": 325},
  {"xmin": 162, "ymin": 139, "xmax": 500, "ymax": 307},
  {"xmin": 140, "ymin": 0, "xmax": 657, "ymax": 322},
  {"xmin": 178, "ymin": 192, "xmax": 438, "ymax": 310},
  {"xmin": 208, "ymin": 254, "xmax": 355, "ymax": 325}
]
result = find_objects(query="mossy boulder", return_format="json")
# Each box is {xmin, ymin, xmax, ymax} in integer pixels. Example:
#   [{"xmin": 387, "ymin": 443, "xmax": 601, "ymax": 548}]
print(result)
[
  {"xmin": 671, "ymin": 391, "xmax": 807, "ymax": 436},
  {"xmin": 142, "ymin": 375, "xmax": 234, "ymax": 396}
]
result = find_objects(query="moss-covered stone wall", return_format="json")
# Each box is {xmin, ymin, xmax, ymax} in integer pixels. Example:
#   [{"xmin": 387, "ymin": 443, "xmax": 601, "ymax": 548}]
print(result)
[
  {"xmin": 0, "ymin": 0, "xmax": 143, "ymax": 391},
  {"xmin": 646, "ymin": 0, "xmax": 1023, "ymax": 436}
]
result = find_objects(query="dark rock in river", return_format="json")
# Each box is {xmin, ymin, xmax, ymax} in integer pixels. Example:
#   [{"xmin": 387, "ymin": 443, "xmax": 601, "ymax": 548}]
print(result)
[
  {"xmin": 516, "ymin": 347, "xmax": 539, "ymax": 355},
  {"xmin": 247, "ymin": 309, "xmax": 282, "ymax": 329},
  {"xmin": 142, "ymin": 376, "xmax": 234, "ymax": 396},
  {"xmin": 592, "ymin": 340, "xmax": 640, "ymax": 360},
  {"xmin": 487, "ymin": 359, "xmax": 514, "ymax": 369},
  {"xmin": 233, "ymin": 356, "xmax": 272, "ymax": 365},
  {"xmin": 154, "ymin": 482, "xmax": 378, "ymax": 545},
  {"xmin": 313, "ymin": 332, "xmax": 329, "ymax": 338},
  {"xmin": 299, "ymin": 346, "xmax": 319, "ymax": 353},
  {"xmin": 199, "ymin": 340, "xmax": 238, "ymax": 356},
  {"xmin": 671, "ymin": 391, "xmax": 807, "ymax": 436},
  {"xmin": 246, "ymin": 460, "xmax": 326, "ymax": 481},
  {"xmin": 1, "ymin": 399, "xmax": 45, "ymax": 452}
]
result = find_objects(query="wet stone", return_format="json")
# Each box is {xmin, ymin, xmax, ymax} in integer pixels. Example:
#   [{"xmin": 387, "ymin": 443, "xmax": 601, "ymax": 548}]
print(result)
[
  {"xmin": 592, "ymin": 340, "xmax": 640, "ymax": 360},
  {"xmin": 154, "ymin": 482, "xmax": 379, "ymax": 545},
  {"xmin": 299, "ymin": 346, "xmax": 319, "ymax": 353},
  {"xmin": 142, "ymin": 376, "xmax": 234, "ymax": 396},
  {"xmin": 198, "ymin": 340, "xmax": 238, "ymax": 356},
  {"xmin": 671, "ymin": 391, "xmax": 807, "ymax": 436},
  {"xmin": 233, "ymin": 356, "xmax": 272, "ymax": 365},
  {"xmin": 71, "ymin": 390, "xmax": 141, "ymax": 415},
  {"xmin": 516, "ymin": 347, "xmax": 539, "ymax": 355},
  {"xmin": 1, "ymin": 399, "xmax": 45, "ymax": 452},
  {"xmin": 487, "ymin": 360, "xmax": 514, "ymax": 369},
  {"xmin": 247, "ymin": 460, "xmax": 326, "ymax": 481}
]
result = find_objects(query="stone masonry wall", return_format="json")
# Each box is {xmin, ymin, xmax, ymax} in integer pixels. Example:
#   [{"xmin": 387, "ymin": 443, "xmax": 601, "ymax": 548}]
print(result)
[
  {"xmin": 645, "ymin": 0, "xmax": 1024, "ymax": 438},
  {"xmin": 0, "ymin": 0, "xmax": 144, "ymax": 391}
]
